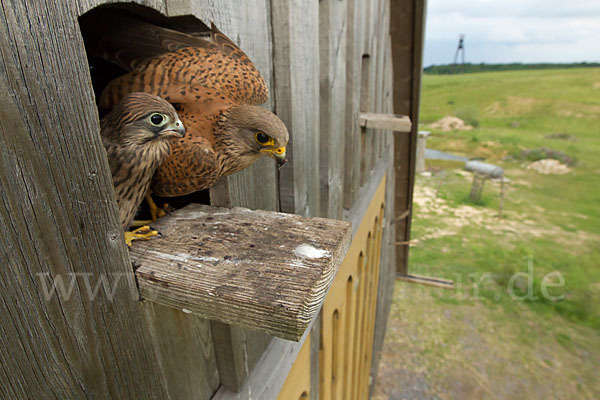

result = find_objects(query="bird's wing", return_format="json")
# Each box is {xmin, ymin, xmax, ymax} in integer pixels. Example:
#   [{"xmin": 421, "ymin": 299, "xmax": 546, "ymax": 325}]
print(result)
[
  {"xmin": 151, "ymin": 133, "xmax": 219, "ymax": 197},
  {"xmin": 99, "ymin": 44, "xmax": 267, "ymax": 110},
  {"xmin": 81, "ymin": 11, "xmax": 212, "ymax": 71},
  {"xmin": 88, "ymin": 13, "xmax": 268, "ymax": 109}
]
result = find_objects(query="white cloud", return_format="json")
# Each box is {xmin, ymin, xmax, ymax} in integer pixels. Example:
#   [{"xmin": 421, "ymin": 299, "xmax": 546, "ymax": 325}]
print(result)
[{"xmin": 423, "ymin": 0, "xmax": 600, "ymax": 65}]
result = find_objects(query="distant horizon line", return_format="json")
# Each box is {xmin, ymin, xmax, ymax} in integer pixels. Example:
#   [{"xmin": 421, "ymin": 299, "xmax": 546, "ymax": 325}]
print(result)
[{"xmin": 424, "ymin": 61, "xmax": 600, "ymax": 68}]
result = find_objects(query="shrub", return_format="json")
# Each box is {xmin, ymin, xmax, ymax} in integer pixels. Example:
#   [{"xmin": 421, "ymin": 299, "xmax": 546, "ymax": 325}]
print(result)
[{"xmin": 453, "ymin": 105, "xmax": 480, "ymax": 128}]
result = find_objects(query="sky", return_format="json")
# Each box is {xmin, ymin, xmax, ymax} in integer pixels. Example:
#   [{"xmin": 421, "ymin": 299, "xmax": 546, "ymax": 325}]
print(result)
[{"xmin": 423, "ymin": 0, "xmax": 600, "ymax": 66}]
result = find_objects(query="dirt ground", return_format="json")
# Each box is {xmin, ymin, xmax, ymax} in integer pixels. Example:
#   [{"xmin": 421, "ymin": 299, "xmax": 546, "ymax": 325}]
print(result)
[
  {"xmin": 372, "ymin": 282, "xmax": 600, "ymax": 400},
  {"xmin": 371, "ymin": 177, "xmax": 600, "ymax": 400}
]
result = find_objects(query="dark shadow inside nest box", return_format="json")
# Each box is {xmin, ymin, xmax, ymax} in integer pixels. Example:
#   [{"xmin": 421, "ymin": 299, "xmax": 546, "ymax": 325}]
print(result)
[{"xmin": 78, "ymin": 3, "xmax": 213, "ymax": 217}]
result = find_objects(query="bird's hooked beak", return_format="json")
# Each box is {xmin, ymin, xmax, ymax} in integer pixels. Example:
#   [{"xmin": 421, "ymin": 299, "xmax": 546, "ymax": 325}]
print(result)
[
  {"xmin": 261, "ymin": 146, "xmax": 287, "ymax": 168},
  {"xmin": 160, "ymin": 118, "xmax": 186, "ymax": 138}
]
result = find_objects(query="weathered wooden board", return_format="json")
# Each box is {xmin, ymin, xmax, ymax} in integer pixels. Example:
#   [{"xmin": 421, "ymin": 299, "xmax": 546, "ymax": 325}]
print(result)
[
  {"xmin": 359, "ymin": 112, "xmax": 412, "ymax": 132},
  {"xmin": 210, "ymin": 321, "xmax": 272, "ymax": 391},
  {"xmin": 370, "ymin": 11, "xmax": 398, "ymax": 391},
  {"xmin": 213, "ymin": 320, "xmax": 313, "ymax": 400},
  {"xmin": 342, "ymin": 0, "xmax": 367, "ymax": 210},
  {"xmin": 360, "ymin": 0, "xmax": 376, "ymax": 187},
  {"xmin": 0, "ymin": 1, "xmax": 177, "ymax": 398},
  {"xmin": 391, "ymin": 0, "xmax": 426, "ymax": 275},
  {"xmin": 272, "ymin": 0, "xmax": 321, "ymax": 217},
  {"xmin": 130, "ymin": 204, "xmax": 352, "ymax": 341},
  {"xmin": 319, "ymin": 0, "xmax": 347, "ymax": 220},
  {"xmin": 142, "ymin": 302, "xmax": 220, "ymax": 400}
]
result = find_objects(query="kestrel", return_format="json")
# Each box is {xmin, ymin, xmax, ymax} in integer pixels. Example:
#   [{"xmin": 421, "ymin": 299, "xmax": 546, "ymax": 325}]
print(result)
[
  {"xmin": 83, "ymin": 12, "xmax": 289, "ymax": 198},
  {"xmin": 101, "ymin": 92, "xmax": 185, "ymax": 244}
]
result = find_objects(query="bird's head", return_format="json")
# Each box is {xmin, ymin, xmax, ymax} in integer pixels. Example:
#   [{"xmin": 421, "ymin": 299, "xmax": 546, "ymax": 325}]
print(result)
[
  {"xmin": 102, "ymin": 92, "xmax": 186, "ymax": 147},
  {"xmin": 218, "ymin": 105, "xmax": 289, "ymax": 170}
]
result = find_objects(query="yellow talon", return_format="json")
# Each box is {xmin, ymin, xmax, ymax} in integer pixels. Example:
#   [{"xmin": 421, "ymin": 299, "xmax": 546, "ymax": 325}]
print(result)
[
  {"xmin": 124, "ymin": 225, "xmax": 159, "ymax": 246},
  {"xmin": 146, "ymin": 193, "xmax": 167, "ymax": 222},
  {"xmin": 130, "ymin": 194, "xmax": 169, "ymax": 227}
]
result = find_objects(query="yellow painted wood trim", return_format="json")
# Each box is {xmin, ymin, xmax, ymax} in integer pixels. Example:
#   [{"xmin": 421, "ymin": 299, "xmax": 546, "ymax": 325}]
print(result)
[{"xmin": 277, "ymin": 336, "xmax": 311, "ymax": 400}]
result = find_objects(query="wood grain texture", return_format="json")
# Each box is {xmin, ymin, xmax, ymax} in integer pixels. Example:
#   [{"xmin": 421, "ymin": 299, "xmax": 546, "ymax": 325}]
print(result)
[
  {"xmin": 358, "ymin": 113, "xmax": 412, "ymax": 132},
  {"xmin": 370, "ymin": 17, "xmax": 398, "ymax": 394},
  {"xmin": 276, "ymin": 335, "xmax": 311, "ymax": 400},
  {"xmin": 359, "ymin": 0, "xmax": 376, "ymax": 188},
  {"xmin": 210, "ymin": 321, "xmax": 272, "ymax": 391},
  {"xmin": 370, "ymin": 143, "xmax": 396, "ymax": 396},
  {"xmin": 391, "ymin": 0, "xmax": 426, "ymax": 275},
  {"xmin": 272, "ymin": 0, "xmax": 321, "ymax": 217},
  {"xmin": 0, "ymin": 1, "xmax": 175, "ymax": 398},
  {"xmin": 142, "ymin": 302, "xmax": 220, "ymax": 400},
  {"xmin": 130, "ymin": 203, "xmax": 351, "ymax": 341},
  {"xmin": 213, "ymin": 324, "xmax": 313, "ymax": 400},
  {"xmin": 318, "ymin": 0, "xmax": 347, "ymax": 220},
  {"xmin": 309, "ymin": 312, "xmax": 322, "ymax": 400},
  {"xmin": 343, "ymin": 0, "xmax": 367, "ymax": 210}
]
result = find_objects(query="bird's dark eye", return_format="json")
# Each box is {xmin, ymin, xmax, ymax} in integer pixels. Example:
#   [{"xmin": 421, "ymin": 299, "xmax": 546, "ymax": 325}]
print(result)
[
  {"xmin": 255, "ymin": 132, "xmax": 270, "ymax": 144},
  {"xmin": 150, "ymin": 113, "xmax": 165, "ymax": 126}
]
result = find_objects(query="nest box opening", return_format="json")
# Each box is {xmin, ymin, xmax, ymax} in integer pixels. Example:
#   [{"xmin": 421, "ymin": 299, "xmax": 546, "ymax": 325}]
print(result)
[
  {"xmin": 78, "ymin": 4, "xmax": 213, "ymax": 215},
  {"xmin": 75, "ymin": 3, "xmax": 354, "ymax": 343}
]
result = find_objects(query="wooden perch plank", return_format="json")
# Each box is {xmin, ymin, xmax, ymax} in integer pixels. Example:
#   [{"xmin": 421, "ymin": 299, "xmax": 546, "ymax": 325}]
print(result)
[
  {"xmin": 359, "ymin": 112, "xmax": 412, "ymax": 132},
  {"xmin": 130, "ymin": 204, "xmax": 352, "ymax": 341}
]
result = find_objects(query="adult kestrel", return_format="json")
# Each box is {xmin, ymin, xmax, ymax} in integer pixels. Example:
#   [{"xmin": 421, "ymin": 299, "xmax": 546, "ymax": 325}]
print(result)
[
  {"xmin": 83, "ymin": 12, "xmax": 289, "ymax": 198},
  {"xmin": 101, "ymin": 92, "xmax": 185, "ymax": 244}
]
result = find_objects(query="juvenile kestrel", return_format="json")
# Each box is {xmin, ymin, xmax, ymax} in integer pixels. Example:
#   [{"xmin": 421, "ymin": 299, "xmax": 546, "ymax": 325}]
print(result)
[
  {"xmin": 101, "ymin": 92, "xmax": 185, "ymax": 244},
  {"xmin": 83, "ymin": 12, "xmax": 289, "ymax": 197}
]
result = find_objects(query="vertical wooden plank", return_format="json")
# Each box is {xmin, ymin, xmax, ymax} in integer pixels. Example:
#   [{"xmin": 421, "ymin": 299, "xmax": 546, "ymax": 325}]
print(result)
[
  {"xmin": 276, "ymin": 336, "xmax": 311, "ymax": 400},
  {"xmin": 373, "ymin": 0, "xmax": 389, "ymax": 164},
  {"xmin": 142, "ymin": 303, "xmax": 219, "ymax": 400},
  {"xmin": 309, "ymin": 313, "xmax": 321, "ymax": 400},
  {"xmin": 210, "ymin": 322, "xmax": 272, "ymax": 391},
  {"xmin": 369, "ymin": 38, "xmax": 398, "ymax": 398},
  {"xmin": 351, "ymin": 252, "xmax": 367, "ymax": 399},
  {"xmin": 341, "ymin": 274, "xmax": 357, "ymax": 399},
  {"xmin": 0, "ymin": 0, "xmax": 172, "ymax": 398},
  {"xmin": 343, "ymin": 0, "xmax": 367, "ymax": 210},
  {"xmin": 392, "ymin": 0, "xmax": 426, "ymax": 274},
  {"xmin": 272, "ymin": 0, "xmax": 321, "ymax": 217},
  {"xmin": 359, "ymin": 0, "xmax": 375, "ymax": 187},
  {"xmin": 361, "ymin": 205, "xmax": 384, "ymax": 398},
  {"xmin": 358, "ymin": 231, "xmax": 375, "ymax": 396},
  {"xmin": 319, "ymin": 0, "xmax": 347, "ymax": 219},
  {"xmin": 213, "ymin": 330, "xmax": 312, "ymax": 400}
]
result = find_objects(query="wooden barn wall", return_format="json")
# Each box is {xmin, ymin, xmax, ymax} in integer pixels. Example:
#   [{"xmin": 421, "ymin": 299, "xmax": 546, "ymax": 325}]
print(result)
[
  {"xmin": 0, "ymin": 0, "xmax": 399, "ymax": 398},
  {"xmin": 1, "ymin": 1, "xmax": 177, "ymax": 399}
]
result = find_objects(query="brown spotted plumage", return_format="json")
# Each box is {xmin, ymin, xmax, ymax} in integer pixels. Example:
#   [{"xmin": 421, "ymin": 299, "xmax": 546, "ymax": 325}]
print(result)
[
  {"xmin": 84, "ymin": 12, "xmax": 289, "ymax": 197},
  {"xmin": 101, "ymin": 92, "xmax": 185, "ymax": 229}
]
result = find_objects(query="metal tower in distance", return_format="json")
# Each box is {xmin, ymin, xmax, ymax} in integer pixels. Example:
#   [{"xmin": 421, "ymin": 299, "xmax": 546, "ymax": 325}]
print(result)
[{"xmin": 453, "ymin": 34, "xmax": 465, "ymax": 73}]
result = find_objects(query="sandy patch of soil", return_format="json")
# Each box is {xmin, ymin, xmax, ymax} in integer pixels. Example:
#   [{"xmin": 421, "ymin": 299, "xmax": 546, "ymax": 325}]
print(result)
[
  {"xmin": 526, "ymin": 159, "xmax": 571, "ymax": 175},
  {"xmin": 430, "ymin": 116, "xmax": 473, "ymax": 132},
  {"xmin": 411, "ymin": 181, "xmax": 598, "ymax": 250}
]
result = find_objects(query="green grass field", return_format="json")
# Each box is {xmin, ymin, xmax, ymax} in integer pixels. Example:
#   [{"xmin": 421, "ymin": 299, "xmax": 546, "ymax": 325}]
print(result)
[{"xmin": 374, "ymin": 68, "xmax": 600, "ymax": 399}]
